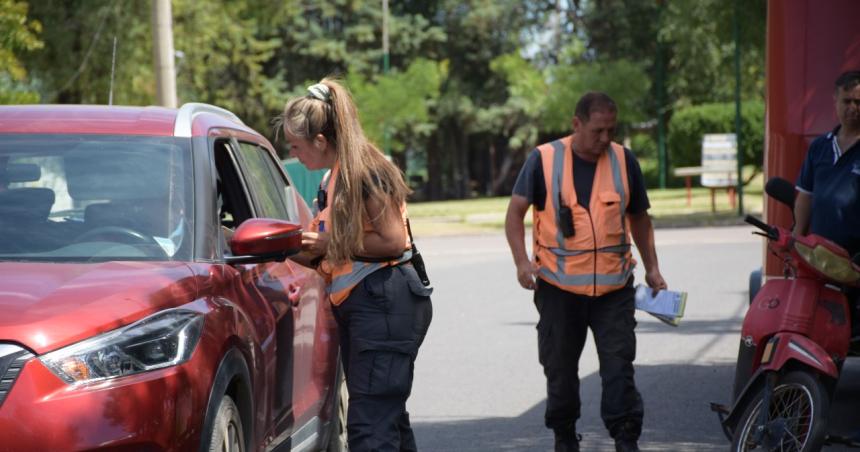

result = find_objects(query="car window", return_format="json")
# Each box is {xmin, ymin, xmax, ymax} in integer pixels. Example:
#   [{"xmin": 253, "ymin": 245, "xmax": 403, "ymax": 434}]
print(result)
[
  {"xmin": 0, "ymin": 135, "xmax": 193, "ymax": 262},
  {"xmin": 236, "ymin": 142, "xmax": 299, "ymax": 222},
  {"xmin": 213, "ymin": 140, "xmax": 255, "ymax": 256}
]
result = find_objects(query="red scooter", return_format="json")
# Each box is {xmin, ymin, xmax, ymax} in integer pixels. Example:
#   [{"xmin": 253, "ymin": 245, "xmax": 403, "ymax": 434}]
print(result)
[{"xmin": 713, "ymin": 177, "xmax": 860, "ymax": 451}]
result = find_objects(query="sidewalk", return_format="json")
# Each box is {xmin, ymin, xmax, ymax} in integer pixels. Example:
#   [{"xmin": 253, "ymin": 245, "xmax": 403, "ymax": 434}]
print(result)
[
  {"xmin": 410, "ymin": 210, "xmax": 758, "ymax": 238},
  {"xmin": 409, "ymin": 182, "xmax": 764, "ymax": 237}
]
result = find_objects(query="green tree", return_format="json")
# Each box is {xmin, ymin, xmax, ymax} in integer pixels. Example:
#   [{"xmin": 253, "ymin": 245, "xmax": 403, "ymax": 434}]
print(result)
[
  {"xmin": 0, "ymin": 0, "xmax": 43, "ymax": 104},
  {"xmin": 348, "ymin": 58, "xmax": 444, "ymax": 157},
  {"xmin": 478, "ymin": 52, "xmax": 546, "ymax": 194},
  {"xmin": 577, "ymin": 0, "xmax": 765, "ymax": 108},
  {"xmin": 667, "ymin": 101, "xmax": 764, "ymax": 179},
  {"xmin": 24, "ymin": 1, "xmax": 153, "ymax": 105},
  {"xmin": 172, "ymin": 0, "xmax": 283, "ymax": 136},
  {"xmin": 422, "ymin": 0, "xmax": 558, "ymax": 198},
  {"xmin": 542, "ymin": 41, "xmax": 651, "ymax": 135}
]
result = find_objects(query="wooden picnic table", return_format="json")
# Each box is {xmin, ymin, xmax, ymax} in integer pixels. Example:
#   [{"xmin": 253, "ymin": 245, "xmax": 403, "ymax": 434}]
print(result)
[{"xmin": 673, "ymin": 166, "xmax": 737, "ymax": 212}]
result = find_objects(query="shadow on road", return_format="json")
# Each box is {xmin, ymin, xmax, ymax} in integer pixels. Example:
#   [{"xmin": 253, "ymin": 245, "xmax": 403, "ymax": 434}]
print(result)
[
  {"xmin": 636, "ymin": 318, "xmax": 742, "ymax": 335},
  {"xmin": 415, "ymin": 358, "xmax": 860, "ymax": 450},
  {"xmin": 414, "ymin": 363, "xmax": 736, "ymax": 451},
  {"xmin": 506, "ymin": 318, "xmax": 743, "ymax": 336}
]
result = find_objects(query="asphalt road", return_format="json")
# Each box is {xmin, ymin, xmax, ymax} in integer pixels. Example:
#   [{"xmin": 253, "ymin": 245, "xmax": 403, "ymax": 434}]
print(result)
[{"xmin": 406, "ymin": 226, "xmax": 860, "ymax": 451}]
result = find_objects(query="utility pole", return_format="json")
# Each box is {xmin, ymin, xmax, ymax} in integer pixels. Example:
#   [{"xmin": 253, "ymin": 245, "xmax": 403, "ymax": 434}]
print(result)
[
  {"xmin": 734, "ymin": 0, "xmax": 744, "ymax": 215},
  {"xmin": 656, "ymin": 0, "xmax": 667, "ymax": 188},
  {"xmin": 382, "ymin": 0, "xmax": 390, "ymax": 155},
  {"xmin": 151, "ymin": 0, "xmax": 177, "ymax": 108}
]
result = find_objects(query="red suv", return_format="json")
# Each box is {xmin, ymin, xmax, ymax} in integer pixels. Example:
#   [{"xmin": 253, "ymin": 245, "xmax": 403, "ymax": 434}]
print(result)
[{"xmin": 0, "ymin": 104, "xmax": 345, "ymax": 451}]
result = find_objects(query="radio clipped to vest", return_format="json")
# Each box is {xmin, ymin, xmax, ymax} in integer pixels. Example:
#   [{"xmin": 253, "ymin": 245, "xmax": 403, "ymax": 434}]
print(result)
[{"xmin": 558, "ymin": 193, "xmax": 576, "ymax": 238}]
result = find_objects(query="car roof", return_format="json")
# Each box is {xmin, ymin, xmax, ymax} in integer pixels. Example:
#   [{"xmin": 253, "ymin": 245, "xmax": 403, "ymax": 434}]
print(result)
[{"xmin": 0, "ymin": 104, "xmax": 260, "ymax": 138}]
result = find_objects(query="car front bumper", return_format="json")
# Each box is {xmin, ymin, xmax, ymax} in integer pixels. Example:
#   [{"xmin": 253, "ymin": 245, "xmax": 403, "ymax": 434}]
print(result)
[{"xmin": 0, "ymin": 352, "xmax": 211, "ymax": 451}]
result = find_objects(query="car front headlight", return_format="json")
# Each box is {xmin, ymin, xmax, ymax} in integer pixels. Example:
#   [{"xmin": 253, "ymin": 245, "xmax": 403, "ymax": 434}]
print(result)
[
  {"xmin": 794, "ymin": 241, "xmax": 860, "ymax": 284},
  {"xmin": 40, "ymin": 309, "xmax": 204, "ymax": 385}
]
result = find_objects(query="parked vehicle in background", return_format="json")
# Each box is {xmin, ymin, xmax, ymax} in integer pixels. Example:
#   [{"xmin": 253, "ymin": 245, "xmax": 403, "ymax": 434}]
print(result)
[{"xmin": 0, "ymin": 103, "xmax": 346, "ymax": 451}]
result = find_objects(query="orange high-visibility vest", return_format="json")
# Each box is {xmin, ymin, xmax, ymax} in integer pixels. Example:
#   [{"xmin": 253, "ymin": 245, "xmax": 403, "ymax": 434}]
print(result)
[
  {"xmin": 311, "ymin": 162, "xmax": 411, "ymax": 305},
  {"xmin": 533, "ymin": 135, "xmax": 636, "ymax": 297}
]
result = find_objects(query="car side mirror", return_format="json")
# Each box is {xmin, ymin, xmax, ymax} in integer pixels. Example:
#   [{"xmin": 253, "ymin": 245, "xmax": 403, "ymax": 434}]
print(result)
[{"xmin": 225, "ymin": 218, "xmax": 302, "ymax": 265}]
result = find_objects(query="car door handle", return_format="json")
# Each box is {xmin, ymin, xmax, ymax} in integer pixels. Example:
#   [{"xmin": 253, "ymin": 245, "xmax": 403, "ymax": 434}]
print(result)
[{"xmin": 287, "ymin": 284, "xmax": 302, "ymax": 306}]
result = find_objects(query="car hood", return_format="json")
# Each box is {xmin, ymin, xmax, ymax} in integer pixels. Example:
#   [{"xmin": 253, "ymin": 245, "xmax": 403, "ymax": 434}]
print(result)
[{"xmin": 0, "ymin": 261, "xmax": 200, "ymax": 354}]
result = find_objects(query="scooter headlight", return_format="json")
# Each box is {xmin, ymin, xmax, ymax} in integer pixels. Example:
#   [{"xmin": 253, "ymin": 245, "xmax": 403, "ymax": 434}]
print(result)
[
  {"xmin": 794, "ymin": 241, "xmax": 860, "ymax": 284},
  {"xmin": 40, "ymin": 309, "xmax": 204, "ymax": 385}
]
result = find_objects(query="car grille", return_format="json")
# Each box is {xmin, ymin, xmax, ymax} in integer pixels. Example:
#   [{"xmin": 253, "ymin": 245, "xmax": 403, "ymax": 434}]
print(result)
[{"xmin": 0, "ymin": 344, "xmax": 33, "ymax": 408}]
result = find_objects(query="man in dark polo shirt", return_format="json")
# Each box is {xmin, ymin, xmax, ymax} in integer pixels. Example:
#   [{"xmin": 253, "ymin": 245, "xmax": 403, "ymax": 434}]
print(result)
[
  {"xmin": 795, "ymin": 70, "xmax": 860, "ymax": 338},
  {"xmin": 795, "ymin": 70, "xmax": 860, "ymax": 258}
]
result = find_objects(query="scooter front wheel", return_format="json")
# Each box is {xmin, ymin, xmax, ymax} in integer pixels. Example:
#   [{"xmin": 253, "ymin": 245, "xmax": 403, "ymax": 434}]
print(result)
[{"xmin": 732, "ymin": 371, "xmax": 829, "ymax": 452}]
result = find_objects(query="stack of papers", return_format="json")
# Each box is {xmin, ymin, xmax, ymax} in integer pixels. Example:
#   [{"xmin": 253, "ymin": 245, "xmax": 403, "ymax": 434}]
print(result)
[{"xmin": 634, "ymin": 285, "xmax": 687, "ymax": 326}]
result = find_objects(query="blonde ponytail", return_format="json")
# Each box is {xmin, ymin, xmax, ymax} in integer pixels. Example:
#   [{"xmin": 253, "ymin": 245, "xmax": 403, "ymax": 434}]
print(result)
[{"xmin": 281, "ymin": 77, "xmax": 410, "ymax": 263}]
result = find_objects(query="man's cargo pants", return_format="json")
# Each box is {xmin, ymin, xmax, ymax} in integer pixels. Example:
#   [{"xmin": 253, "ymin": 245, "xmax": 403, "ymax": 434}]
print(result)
[
  {"xmin": 333, "ymin": 264, "xmax": 433, "ymax": 452},
  {"xmin": 533, "ymin": 278, "xmax": 644, "ymax": 440}
]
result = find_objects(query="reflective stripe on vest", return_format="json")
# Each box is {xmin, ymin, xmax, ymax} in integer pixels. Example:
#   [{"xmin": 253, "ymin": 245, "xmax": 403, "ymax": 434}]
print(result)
[
  {"xmin": 311, "ymin": 162, "xmax": 411, "ymax": 305},
  {"xmin": 533, "ymin": 136, "xmax": 636, "ymax": 296}
]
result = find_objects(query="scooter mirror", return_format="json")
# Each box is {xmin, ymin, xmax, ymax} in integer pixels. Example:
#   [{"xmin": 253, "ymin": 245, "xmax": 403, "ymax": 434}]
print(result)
[{"xmin": 765, "ymin": 177, "xmax": 796, "ymax": 209}]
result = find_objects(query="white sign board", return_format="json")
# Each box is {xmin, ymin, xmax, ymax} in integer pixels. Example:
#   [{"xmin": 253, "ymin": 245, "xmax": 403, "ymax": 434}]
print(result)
[{"xmin": 701, "ymin": 133, "xmax": 738, "ymax": 188}]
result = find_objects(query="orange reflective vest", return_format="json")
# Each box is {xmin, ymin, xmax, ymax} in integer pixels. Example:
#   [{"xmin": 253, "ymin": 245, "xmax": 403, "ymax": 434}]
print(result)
[
  {"xmin": 533, "ymin": 135, "xmax": 636, "ymax": 297},
  {"xmin": 311, "ymin": 163, "xmax": 411, "ymax": 305}
]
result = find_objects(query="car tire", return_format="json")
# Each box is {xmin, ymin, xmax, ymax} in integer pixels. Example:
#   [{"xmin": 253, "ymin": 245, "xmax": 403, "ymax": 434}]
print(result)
[
  {"xmin": 208, "ymin": 395, "xmax": 246, "ymax": 452},
  {"xmin": 326, "ymin": 373, "xmax": 348, "ymax": 452}
]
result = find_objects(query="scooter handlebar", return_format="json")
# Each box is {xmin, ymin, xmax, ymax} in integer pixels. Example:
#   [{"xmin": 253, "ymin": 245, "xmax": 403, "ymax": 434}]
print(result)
[{"xmin": 744, "ymin": 215, "xmax": 778, "ymax": 240}]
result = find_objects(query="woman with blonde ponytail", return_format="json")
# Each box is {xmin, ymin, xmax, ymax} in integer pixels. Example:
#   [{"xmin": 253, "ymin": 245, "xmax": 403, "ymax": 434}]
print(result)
[{"xmin": 281, "ymin": 77, "xmax": 432, "ymax": 452}]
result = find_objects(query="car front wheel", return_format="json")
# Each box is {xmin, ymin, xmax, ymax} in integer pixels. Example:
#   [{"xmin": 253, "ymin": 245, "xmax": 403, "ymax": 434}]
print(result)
[{"xmin": 208, "ymin": 395, "xmax": 245, "ymax": 452}]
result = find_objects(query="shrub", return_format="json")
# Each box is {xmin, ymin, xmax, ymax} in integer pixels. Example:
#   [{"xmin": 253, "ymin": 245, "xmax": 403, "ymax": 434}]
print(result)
[
  {"xmin": 666, "ymin": 101, "xmax": 764, "ymax": 182},
  {"xmin": 628, "ymin": 133, "xmax": 661, "ymax": 188}
]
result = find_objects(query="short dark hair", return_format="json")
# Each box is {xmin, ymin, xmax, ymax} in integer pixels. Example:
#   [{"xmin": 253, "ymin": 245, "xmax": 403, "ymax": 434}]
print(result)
[
  {"xmin": 834, "ymin": 70, "xmax": 860, "ymax": 92},
  {"xmin": 574, "ymin": 92, "xmax": 618, "ymax": 122}
]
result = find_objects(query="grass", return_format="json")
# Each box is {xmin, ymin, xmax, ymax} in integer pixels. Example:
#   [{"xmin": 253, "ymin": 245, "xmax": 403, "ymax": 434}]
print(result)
[{"xmin": 408, "ymin": 171, "xmax": 764, "ymax": 236}]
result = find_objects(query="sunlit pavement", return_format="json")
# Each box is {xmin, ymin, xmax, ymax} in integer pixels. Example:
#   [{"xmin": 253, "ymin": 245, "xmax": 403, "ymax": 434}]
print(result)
[{"xmin": 408, "ymin": 226, "xmax": 860, "ymax": 451}]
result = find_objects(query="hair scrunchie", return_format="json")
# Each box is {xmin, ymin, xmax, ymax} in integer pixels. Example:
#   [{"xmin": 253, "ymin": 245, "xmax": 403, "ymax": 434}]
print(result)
[{"xmin": 307, "ymin": 83, "xmax": 331, "ymax": 103}]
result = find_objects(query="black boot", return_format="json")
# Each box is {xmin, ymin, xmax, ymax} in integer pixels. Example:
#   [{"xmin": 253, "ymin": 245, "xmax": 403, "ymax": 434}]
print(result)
[
  {"xmin": 614, "ymin": 438, "xmax": 640, "ymax": 452},
  {"xmin": 553, "ymin": 427, "xmax": 582, "ymax": 452},
  {"xmin": 612, "ymin": 420, "xmax": 641, "ymax": 452}
]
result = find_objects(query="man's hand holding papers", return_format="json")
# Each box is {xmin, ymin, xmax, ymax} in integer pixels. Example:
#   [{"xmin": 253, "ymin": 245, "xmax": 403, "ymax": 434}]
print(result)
[{"xmin": 634, "ymin": 284, "xmax": 687, "ymax": 326}]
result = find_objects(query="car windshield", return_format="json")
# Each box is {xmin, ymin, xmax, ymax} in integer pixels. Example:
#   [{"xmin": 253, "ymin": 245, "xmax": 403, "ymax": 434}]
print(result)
[{"xmin": 0, "ymin": 135, "xmax": 193, "ymax": 262}]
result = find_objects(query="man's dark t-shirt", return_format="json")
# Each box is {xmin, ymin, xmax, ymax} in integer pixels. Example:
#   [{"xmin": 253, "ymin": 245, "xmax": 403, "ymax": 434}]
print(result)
[{"xmin": 512, "ymin": 146, "xmax": 650, "ymax": 214}]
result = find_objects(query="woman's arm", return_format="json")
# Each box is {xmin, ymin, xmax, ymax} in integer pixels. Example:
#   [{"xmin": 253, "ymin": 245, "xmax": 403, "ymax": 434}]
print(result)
[
  {"xmin": 361, "ymin": 195, "xmax": 407, "ymax": 257},
  {"xmin": 291, "ymin": 231, "xmax": 330, "ymax": 268}
]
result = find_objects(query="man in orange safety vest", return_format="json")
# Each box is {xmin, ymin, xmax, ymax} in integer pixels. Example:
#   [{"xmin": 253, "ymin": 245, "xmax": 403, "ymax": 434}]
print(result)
[{"xmin": 505, "ymin": 92, "xmax": 667, "ymax": 452}]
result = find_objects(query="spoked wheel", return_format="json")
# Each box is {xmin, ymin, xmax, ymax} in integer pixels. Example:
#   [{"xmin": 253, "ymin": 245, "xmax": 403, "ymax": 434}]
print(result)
[
  {"xmin": 732, "ymin": 371, "xmax": 829, "ymax": 452},
  {"xmin": 208, "ymin": 395, "xmax": 245, "ymax": 452}
]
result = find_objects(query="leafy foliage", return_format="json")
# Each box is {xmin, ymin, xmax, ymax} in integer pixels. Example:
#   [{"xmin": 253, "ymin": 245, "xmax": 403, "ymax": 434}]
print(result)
[
  {"xmin": 0, "ymin": 0, "xmax": 43, "ymax": 103},
  {"xmin": 347, "ymin": 58, "xmax": 444, "ymax": 153},
  {"xmin": 666, "ymin": 101, "xmax": 764, "ymax": 176},
  {"xmin": 7, "ymin": 0, "xmax": 767, "ymax": 196},
  {"xmin": 543, "ymin": 46, "xmax": 651, "ymax": 134}
]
